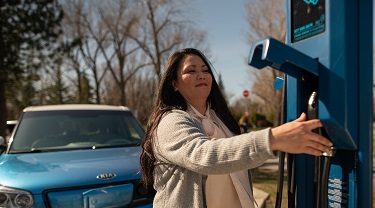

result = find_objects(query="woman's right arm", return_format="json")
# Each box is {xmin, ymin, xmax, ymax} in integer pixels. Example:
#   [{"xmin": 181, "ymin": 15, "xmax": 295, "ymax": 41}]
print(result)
[
  {"xmin": 153, "ymin": 110, "xmax": 276, "ymax": 175},
  {"xmin": 270, "ymin": 112, "xmax": 333, "ymax": 156}
]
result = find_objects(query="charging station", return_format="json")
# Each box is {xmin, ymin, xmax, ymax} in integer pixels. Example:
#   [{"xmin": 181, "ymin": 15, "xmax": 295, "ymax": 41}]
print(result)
[{"xmin": 248, "ymin": 0, "xmax": 373, "ymax": 207}]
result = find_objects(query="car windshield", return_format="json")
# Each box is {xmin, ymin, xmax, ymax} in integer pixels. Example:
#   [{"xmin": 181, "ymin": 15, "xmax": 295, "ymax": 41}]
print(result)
[{"xmin": 9, "ymin": 110, "xmax": 145, "ymax": 153}]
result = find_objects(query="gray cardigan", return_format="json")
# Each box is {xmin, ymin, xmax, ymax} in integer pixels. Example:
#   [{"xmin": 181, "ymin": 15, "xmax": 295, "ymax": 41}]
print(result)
[{"xmin": 152, "ymin": 109, "xmax": 276, "ymax": 208}]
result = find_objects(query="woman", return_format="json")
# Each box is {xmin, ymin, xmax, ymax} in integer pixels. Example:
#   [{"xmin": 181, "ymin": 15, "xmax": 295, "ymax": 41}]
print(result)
[{"xmin": 140, "ymin": 48, "xmax": 332, "ymax": 208}]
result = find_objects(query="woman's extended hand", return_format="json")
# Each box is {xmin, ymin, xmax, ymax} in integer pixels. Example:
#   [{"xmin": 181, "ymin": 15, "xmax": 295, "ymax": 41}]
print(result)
[{"xmin": 270, "ymin": 113, "xmax": 333, "ymax": 156}]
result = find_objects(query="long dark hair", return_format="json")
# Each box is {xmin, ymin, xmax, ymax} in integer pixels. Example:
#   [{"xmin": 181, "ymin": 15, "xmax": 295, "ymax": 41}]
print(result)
[{"xmin": 140, "ymin": 48, "xmax": 241, "ymax": 186}]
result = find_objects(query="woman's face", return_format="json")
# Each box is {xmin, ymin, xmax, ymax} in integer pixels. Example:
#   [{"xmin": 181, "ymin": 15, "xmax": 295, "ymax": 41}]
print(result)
[{"xmin": 172, "ymin": 54, "xmax": 213, "ymax": 107}]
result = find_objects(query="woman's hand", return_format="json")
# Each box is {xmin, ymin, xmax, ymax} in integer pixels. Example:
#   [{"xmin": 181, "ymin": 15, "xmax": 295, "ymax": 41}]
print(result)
[{"xmin": 270, "ymin": 113, "xmax": 333, "ymax": 156}]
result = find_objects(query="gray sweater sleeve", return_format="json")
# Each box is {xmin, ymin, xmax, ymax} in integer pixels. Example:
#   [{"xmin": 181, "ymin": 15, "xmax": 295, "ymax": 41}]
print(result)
[{"xmin": 153, "ymin": 110, "xmax": 277, "ymax": 175}]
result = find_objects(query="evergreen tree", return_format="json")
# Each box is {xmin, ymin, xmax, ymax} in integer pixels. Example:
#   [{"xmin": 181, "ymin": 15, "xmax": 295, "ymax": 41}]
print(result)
[
  {"xmin": 0, "ymin": 0, "xmax": 63, "ymax": 138},
  {"xmin": 217, "ymin": 73, "xmax": 228, "ymax": 101}
]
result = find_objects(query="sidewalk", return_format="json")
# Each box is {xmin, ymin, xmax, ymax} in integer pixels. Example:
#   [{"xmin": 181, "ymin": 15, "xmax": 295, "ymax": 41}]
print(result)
[{"xmin": 253, "ymin": 187, "xmax": 270, "ymax": 208}]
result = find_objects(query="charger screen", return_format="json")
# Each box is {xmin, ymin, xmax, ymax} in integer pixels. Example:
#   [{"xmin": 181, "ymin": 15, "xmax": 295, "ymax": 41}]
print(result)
[{"xmin": 291, "ymin": 0, "xmax": 325, "ymax": 43}]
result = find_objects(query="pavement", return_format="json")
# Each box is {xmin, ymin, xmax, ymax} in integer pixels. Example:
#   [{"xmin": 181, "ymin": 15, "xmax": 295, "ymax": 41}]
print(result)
[{"xmin": 253, "ymin": 187, "xmax": 270, "ymax": 208}]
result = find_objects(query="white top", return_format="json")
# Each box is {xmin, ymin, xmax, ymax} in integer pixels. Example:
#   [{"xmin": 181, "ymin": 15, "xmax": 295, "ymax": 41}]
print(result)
[{"xmin": 186, "ymin": 103, "xmax": 255, "ymax": 208}]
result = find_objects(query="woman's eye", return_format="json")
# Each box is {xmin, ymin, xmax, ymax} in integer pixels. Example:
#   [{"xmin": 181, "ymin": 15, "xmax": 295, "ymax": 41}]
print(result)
[{"xmin": 203, "ymin": 69, "xmax": 210, "ymax": 73}]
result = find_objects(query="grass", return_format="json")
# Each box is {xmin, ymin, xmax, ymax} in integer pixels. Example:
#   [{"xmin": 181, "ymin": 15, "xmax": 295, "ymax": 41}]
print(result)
[{"xmin": 252, "ymin": 167, "xmax": 288, "ymax": 208}]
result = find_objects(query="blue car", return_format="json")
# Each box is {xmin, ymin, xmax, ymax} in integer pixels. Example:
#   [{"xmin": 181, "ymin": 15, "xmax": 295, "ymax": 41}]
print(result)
[{"xmin": 0, "ymin": 104, "xmax": 154, "ymax": 208}]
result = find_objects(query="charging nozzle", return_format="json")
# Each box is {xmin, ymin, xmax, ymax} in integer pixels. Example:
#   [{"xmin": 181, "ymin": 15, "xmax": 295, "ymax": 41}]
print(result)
[{"xmin": 322, "ymin": 146, "xmax": 336, "ymax": 157}]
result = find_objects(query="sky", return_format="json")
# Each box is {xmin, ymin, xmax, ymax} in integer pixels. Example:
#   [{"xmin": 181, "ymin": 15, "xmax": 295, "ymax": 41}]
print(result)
[
  {"xmin": 190, "ymin": 0, "xmax": 253, "ymax": 104},
  {"xmin": 190, "ymin": 1, "xmax": 375, "ymax": 103}
]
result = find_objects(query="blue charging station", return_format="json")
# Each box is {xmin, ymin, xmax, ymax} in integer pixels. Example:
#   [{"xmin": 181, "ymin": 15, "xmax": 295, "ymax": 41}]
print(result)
[{"xmin": 248, "ymin": 0, "xmax": 373, "ymax": 207}]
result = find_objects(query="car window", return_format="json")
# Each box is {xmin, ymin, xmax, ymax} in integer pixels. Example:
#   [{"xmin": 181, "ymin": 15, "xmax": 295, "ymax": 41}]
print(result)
[{"xmin": 9, "ymin": 110, "xmax": 145, "ymax": 152}]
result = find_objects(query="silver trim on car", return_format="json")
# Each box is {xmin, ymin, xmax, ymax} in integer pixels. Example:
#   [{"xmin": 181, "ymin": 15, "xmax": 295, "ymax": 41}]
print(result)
[{"xmin": 96, "ymin": 173, "xmax": 117, "ymax": 180}]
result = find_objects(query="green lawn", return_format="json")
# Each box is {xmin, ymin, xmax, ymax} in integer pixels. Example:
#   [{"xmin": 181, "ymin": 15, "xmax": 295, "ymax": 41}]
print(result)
[{"xmin": 252, "ymin": 167, "xmax": 288, "ymax": 208}]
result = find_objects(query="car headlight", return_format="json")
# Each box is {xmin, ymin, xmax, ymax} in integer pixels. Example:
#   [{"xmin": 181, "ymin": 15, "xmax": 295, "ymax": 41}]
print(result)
[{"xmin": 0, "ymin": 186, "xmax": 34, "ymax": 208}]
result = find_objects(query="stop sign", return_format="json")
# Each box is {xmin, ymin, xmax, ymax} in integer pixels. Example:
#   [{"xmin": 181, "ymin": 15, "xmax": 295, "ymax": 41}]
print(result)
[{"xmin": 243, "ymin": 90, "xmax": 249, "ymax": 98}]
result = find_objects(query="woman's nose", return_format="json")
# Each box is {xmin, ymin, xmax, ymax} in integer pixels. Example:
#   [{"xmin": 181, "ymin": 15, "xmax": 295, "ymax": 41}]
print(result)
[{"xmin": 197, "ymin": 71, "xmax": 206, "ymax": 79}]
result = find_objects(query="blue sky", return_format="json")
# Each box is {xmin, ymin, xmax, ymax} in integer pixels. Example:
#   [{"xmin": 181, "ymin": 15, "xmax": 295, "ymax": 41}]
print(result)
[
  {"xmin": 190, "ymin": 0, "xmax": 252, "ymax": 104},
  {"xmin": 191, "ymin": 1, "xmax": 374, "ymax": 103}
]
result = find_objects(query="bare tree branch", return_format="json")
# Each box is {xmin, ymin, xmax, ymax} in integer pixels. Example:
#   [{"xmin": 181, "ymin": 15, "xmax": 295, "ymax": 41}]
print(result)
[{"xmin": 244, "ymin": 0, "xmax": 286, "ymax": 125}]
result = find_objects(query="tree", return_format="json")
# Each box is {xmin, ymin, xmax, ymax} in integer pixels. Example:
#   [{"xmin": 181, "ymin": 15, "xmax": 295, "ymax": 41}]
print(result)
[
  {"xmin": 60, "ymin": 0, "xmax": 148, "ymax": 106},
  {"xmin": 244, "ymin": 0, "xmax": 285, "ymax": 126},
  {"xmin": 99, "ymin": 70, "xmax": 154, "ymax": 123},
  {"xmin": 217, "ymin": 73, "xmax": 230, "ymax": 102},
  {"xmin": 6, "ymin": 60, "xmax": 39, "ymax": 117},
  {"xmin": 41, "ymin": 59, "xmax": 78, "ymax": 104},
  {"xmin": 57, "ymin": 0, "xmax": 210, "ymax": 119},
  {"xmin": 0, "ymin": 0, "xmax": 63, "ymax": 137},
  {"xmin": 132, "ymin": 0, "xmax": 209, "ymax": 82},
  {"xmin": 61, "ymin": 0, "xmax": 107, "ymax": 104}
]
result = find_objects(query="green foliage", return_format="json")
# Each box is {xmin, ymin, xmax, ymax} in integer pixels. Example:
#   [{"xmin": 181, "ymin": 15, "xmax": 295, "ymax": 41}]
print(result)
[
  {"xmin": 0, "ymin": 0, "xmax": 64, "ymax": 134},
  {"xmin": 6, "ymin": 66, "xmax": 39, "ymax": 110},
  {"xmin": 232, "ymin": 110, "xmax": 273, "ymax": 129},
  {"xmin": 0, "ymin": 0, "xmax": 63, "ymax": 77},
  {"xmin": 78, "ymin": 74, "xmax": 94, "ymax": 104},
  {"xmin": 217, "ymin": 73, "xmax": 228, "ymax": 101},
  {"xmin": 250, "ymin": 113, "xmax": 273, "ymax": 127}
]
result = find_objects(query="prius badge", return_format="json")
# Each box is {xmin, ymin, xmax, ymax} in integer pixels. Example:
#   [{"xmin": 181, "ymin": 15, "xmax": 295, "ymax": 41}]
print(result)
[{"xmin": 97, "ymin": 173, "xmax": 117, "ymax": 180}]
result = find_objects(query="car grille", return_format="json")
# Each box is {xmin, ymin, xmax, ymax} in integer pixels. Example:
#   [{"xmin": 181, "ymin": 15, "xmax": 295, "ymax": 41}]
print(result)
[{"xmin": 42, "ymin": 181, "xmax": 155, "ymax": 208}]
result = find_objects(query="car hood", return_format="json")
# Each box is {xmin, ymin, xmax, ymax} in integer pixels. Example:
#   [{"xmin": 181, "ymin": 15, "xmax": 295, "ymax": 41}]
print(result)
[{"xmin": 0, "ymin": 147, "xmax": 142, "ymax": 193}]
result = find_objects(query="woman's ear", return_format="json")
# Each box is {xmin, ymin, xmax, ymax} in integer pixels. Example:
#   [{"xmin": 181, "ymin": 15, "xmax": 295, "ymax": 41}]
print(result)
[{"xmin": 172, "ymin": 80, "xmax": 178, "ymax": 91}]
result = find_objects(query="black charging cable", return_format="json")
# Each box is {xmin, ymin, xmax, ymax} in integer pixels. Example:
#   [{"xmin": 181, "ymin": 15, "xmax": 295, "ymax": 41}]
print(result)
[
  {"xmin": 275, "ymin": 151, "xmax": 285, "ymax": 208},
  {"xmin": 314, "ymin": 154, "xmax": 322, "ymax": 208},
  {"xmin": 287, "ymin": 154, "xmax": 296, "ymax": 208},
  {"xmin": 308, "ymin": 91, "xmax": 336, "ymax": 208},
  {"xmin": 275, "ymin": 75, "xmax": 286, "ymax": 208},
  {"xmin": 308, "ymin": 92, "xmax": 322, "ymax": 208},
  {"xmin": 321, "ymin": 147, "xmax": 336, "ymax": 208}
]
